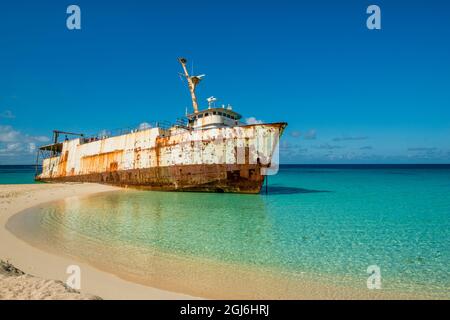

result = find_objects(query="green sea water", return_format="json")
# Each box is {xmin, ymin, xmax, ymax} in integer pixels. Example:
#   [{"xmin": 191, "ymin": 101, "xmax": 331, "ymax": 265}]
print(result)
[
  {"xmin": 5, "ymin": 165, "xmax": 450, "ymax": 298},
  {"xmin": 0, "ymin": 165, "xmax": 38, "ymax": 184}
]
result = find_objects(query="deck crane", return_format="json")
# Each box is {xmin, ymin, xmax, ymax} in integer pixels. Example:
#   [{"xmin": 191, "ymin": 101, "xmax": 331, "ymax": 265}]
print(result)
[{"xmin": 52, "ymin": 130, "xmax": 84, "ymax": 144}]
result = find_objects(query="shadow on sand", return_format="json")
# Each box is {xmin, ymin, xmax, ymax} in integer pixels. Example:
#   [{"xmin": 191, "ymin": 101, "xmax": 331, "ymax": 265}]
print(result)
[{"xmin": 263, "ymin": 185, "xmax": 332, "ymax": 195}]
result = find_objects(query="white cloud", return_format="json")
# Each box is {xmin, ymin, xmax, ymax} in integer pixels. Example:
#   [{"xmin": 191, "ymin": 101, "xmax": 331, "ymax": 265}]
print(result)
[
  {"xmin": 245, "ymin": 117, "xmax": 263, "ymax": 125},
  {"xmin": 407, "ymin": 147, "xmax": 437, "ymax": 152},
  {"xmin": 28, "ymin": 142, "xmax": 36, "ymax": 153},
  {"xmin": 313, "ymin": 143, "xmax": 343, "ymax": 150},
  {"xmin": 0, "ymin": 143, "xmax": 21, "ymax": 153},
  {"xmin": 33, "ymin": 136, "xmax": 50, "ymax": 142},
  {"xmin": 97, "ymin": 129, "xmax": 111, "ymax": 137},
  {"xmin": 138, "ymin": 122, "xmax": 152, "ymax": 130},
  {"xmin": 304, "ymin": 129, "xmax": 317, "ymax": 140},
  {"xmin": 333, "ymin": 136, "xmax": 368, "ymax": 142},
  {"xmin": 0, "ymin": 125, "xmax": 21, "ymax": 142},
  {"xmin": 0, "ymin": 110, "xmax": 15, "ymax": 119},
  {"xmin": 0, "ymin": 125, "xmax": 50, "ymax": 160}
]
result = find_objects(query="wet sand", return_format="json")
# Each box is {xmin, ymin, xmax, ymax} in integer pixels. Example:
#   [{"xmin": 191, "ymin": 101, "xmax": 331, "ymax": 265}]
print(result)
[{"xmin": 0, "ymin": 183, "xmax": 197, "ymax": 300}]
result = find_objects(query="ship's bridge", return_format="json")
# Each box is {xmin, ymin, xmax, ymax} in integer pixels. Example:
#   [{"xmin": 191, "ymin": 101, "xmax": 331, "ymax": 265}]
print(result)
[{"xmin": 187, "ymin": 107, "xmax": 242, "ymax": 129}]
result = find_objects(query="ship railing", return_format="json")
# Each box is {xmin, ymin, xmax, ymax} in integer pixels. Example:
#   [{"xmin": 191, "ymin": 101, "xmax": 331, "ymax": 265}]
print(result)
[
  {"xmin": 35, "ymin": 119, "xmax": 187, "ymax": 168},
  {"xmin": 78, "ymin": 119, "xmax": 189, "ymax": 144}
]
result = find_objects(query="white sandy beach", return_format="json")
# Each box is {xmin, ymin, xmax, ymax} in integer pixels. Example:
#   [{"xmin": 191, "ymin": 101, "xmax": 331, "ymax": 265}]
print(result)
[{"xmin": 0, "ymin": 183, "xmax": 197, "ymax": 300}]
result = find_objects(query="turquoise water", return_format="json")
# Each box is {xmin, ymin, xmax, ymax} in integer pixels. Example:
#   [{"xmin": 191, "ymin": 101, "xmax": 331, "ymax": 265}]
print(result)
[
  {"xmin": 6, "ymin": 165, "xmax": 450, "ymax": 298},
  {"xmin": 0, "ymin": 165, "xmax": 39, "ymax": 184}
]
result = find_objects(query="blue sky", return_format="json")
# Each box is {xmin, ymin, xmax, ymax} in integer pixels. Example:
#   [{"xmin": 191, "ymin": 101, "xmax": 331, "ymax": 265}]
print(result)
[{"xmin": 1, "ymin": 0, "xmax": 449, "ymax": 164}]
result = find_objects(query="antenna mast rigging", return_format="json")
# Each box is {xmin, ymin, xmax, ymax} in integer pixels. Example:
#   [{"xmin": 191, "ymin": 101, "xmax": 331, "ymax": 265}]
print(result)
[{"xmin": 178, "ymin": 57, "xmax": 204, "ymax": 114}]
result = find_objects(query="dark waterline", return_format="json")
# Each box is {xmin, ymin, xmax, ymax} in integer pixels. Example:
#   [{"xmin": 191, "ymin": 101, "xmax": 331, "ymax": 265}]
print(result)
[
  {"xmin": 1, "ymin": 164, "xmax": 449, "ymax": 169},
  {"xmin": 1, "ymin": 164, "xmax": 449, "ymax": 185},
  {"xmin": 280, "ymin": 164, "xmax": 450, "ymax": 169}
]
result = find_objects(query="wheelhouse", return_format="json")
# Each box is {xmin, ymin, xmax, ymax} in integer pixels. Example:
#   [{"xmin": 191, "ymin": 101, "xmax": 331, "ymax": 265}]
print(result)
[{"xmin": 187, "ymin": 107, "xmax": 243, "ymax": 129}]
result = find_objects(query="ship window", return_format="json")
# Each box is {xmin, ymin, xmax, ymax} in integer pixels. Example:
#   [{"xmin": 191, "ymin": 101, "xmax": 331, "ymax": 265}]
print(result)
[
  {"xmin": 205, "ymin": 113, "xmax": 209, "ymax": 117},
  {"xmin": 213, "ymin": 111, "xmax": 217, "ymax": 115},
  {"xmin": 198, "ymin": 114, "xmax": 203, "ymax": 118},
  {"xmin": 218, "ymin": 112, "xmax": 223, "ymax": 116}
]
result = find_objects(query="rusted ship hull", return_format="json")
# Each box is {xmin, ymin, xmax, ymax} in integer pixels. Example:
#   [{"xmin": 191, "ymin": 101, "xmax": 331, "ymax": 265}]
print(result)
[
  {"xmin": 36, "ymin": 164, "xmax": 265, "ymax": 194},
  {"xmin": 36, "ymin": 123, "xmax": 286, "ymax": 194}
]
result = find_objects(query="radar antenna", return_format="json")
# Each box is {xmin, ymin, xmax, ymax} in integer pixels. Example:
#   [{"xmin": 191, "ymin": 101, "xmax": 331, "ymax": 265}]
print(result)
[{"xmin": 207, "ymin": 96, "xmax": 217, "ymax": 108}]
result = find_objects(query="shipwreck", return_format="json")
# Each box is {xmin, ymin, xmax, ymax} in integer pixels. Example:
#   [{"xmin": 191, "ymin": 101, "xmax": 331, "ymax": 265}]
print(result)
[{"xmin": 35, "ymin": 58, "xmax": 287, "ymax": 193}]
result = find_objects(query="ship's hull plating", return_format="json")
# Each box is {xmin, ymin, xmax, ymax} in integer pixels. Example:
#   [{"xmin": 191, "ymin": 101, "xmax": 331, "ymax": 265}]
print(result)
[
  {"xmin": 36, "ymin": 164, "xmax": 266, "ymax": 194},
  {"xmin": 36, "ymin": 123, "xmax": 286, "ymax": 194}
]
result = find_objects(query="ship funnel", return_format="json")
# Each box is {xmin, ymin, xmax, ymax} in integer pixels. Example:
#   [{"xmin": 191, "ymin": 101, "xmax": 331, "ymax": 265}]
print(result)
[{"xmin": 178, "ymin": 57, "xmax": 203, "ymax": 114}]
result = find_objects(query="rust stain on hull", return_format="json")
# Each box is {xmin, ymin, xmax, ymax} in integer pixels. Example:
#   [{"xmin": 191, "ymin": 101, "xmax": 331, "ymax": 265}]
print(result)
[
  {"xmin": 36, "ymin": 164, "xmax": 265, "ymax": 194},
  {"xmin": 81, "ymin": 150, "xmax": 124, "ymax": 174}
]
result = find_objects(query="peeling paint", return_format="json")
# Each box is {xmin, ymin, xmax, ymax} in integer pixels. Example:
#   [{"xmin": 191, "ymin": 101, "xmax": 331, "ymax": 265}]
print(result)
[{"xmin": 37, "ymin": 123, "xmax": 286, "ymax": 194}]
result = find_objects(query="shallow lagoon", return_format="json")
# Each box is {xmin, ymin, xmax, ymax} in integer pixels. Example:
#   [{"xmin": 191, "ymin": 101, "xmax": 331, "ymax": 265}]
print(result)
[{"xmin": 7, "ymin": 166, "xmax": 450, "ymax": 298}]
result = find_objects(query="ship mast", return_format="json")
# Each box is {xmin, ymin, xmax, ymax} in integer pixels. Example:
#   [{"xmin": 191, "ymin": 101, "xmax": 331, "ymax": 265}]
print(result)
[{"xmin": 178, "ymin": 57, "xmax": 204, "ymax": 114}]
